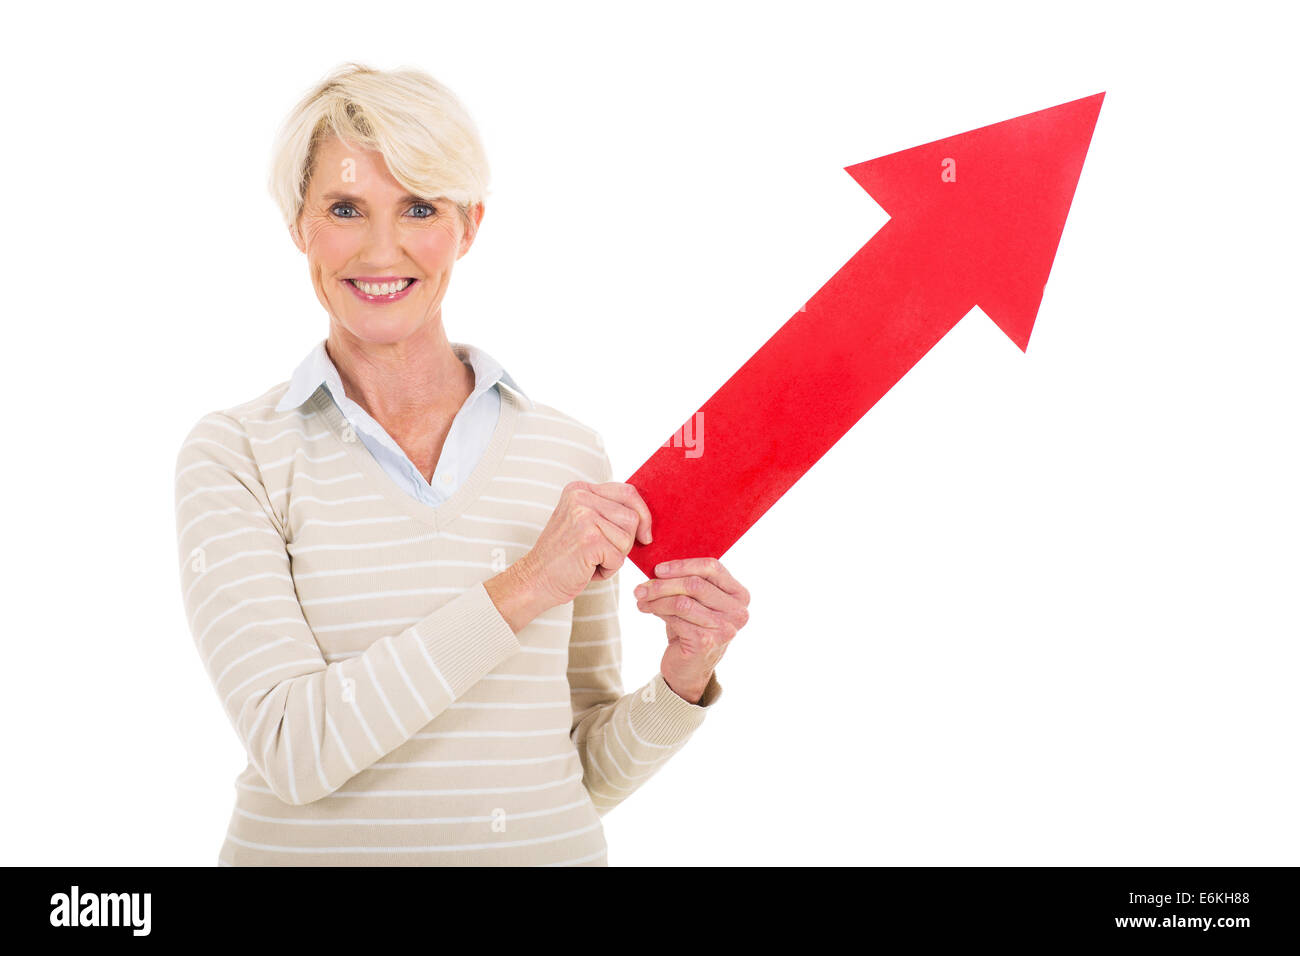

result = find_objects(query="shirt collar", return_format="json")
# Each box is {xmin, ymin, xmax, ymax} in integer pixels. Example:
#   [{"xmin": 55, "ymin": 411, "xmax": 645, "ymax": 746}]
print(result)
[{"xmin": 275, "ymin": 338, "xmax": 532, "ymax": 413}]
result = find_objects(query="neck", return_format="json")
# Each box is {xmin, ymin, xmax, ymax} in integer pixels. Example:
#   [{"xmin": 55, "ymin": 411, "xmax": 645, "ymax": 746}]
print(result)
[{"xmin": 325, "ymin": 320, "xmax": 474, "ymax": 425}]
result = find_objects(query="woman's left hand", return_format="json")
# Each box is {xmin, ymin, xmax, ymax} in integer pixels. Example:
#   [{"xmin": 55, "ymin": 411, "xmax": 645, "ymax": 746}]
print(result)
[{"xmin": 633, "ymin": 557, "xmax": 750, "ymax": 704}]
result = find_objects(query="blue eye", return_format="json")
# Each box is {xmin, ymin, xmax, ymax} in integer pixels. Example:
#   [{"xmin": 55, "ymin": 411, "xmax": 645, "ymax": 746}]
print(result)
[{"xmin": 328, "ymin": 202, "xmax": 436, "ymax": 219}]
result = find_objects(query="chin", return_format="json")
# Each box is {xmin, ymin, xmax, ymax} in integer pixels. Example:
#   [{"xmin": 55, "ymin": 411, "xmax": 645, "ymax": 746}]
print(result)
[{"xmin": 332, "ymin": 310, "xmax": 425, "ymax": 345}]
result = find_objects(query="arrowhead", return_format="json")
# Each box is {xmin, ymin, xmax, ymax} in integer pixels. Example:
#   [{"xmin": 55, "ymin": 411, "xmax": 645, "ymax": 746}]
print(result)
[{"xmin": 845, "ymin": 92, "xmax": 1104, "ymax": 351}]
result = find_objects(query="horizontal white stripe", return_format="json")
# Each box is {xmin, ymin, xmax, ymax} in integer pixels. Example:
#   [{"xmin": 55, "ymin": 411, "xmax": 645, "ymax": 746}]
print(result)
[
  {"xmin": 412, "ymin": 726, "xmax": 570, "ymax": 739},
  {"xmin": 480, "ymin": 674, "xmax": 567, "ymax": 683},
  {"xmin": 183, "ymin": 526, "xmax": 280, "ymax": 560},
  {"xmin": 475, "ymin": 495, "xmax": 553, "ymax": 512},
  {"xmin": 194, "ymin": 593, "xmax": 298, "ymax": 649},
  {"xmin": 175, "ymin": 482, "xmax": 245, "ymax": 510},
  {"xmin": 195, "ymin": 416, "xmax": 246, "ymax": 438},
  {"xmin": 234, "ymin": 798, "xmax": 590, "ymax": 826},
  {"xmin": 289, "ymin": 532, "xmax": 441, "ymax": 554},
  {"xmin": 239, "ymin": 770, "xmax": 584, "ymax": 798},
  {"xmin": 502, "ymin": 454, "xmax": 598, "ymax": 481},
  {"xmin": 202, "ymin": 616, "xmax": 304, "ymax": 658},
  {"xmin": 288, "ymin": 493, "xmax": 385, "ymax": 508},
  {"xmin": 297, "ymin": 515, "xmax": 411, "ymax": 530},
  {"xmin": 314, "ymin": 618, "xmax": 419, "ymax": 635},
  {"xmin": 179, "ymin": 437, "xmax": 255, "ymax": 463},
  {"xmin": 301, "ymin": 587, "xmax": 463, "ymax": 607},
  {"xmin": 222, "ymin": 657, "xmax": 321, "ymax": 707},
  {"xmin": 214, "ymin": 636, "xmax": 295, "ymax": 685},
  {"xmin": 424, "ymin": 530, "xmax": 532, "ymax": 549},
  {"xmin": 269, "ymin": 471, "xmax": 366, "ymax": 497},
  {"xmin": 292, "ymin": 558, "xmax": 492, "ymax": 580},
  {"xmin": 288, "ymin": 529, "xmax": 531, "ymax": 554},
  {"xmin": 512, "ymin": 432, "xmax": 603, "ymax": 458},
  {"xmin": 247, "ymin": 427, "xmax": 331, "ymax": 444},
  {"xmin": 177, "ymin": 505, "xmax": 255, "ymax": 542},
  {"xmin": 492, "ymin": 475, "xmax": 566, "ymax": 492},
  {"xmin": 540, "ymin": 847, "xmax": 608, "ymax": 867},
  {"xmin": 526, "ymin": 616, "xmax": 570, "ymax": 628},
  {"xmin": 310, "ymin": 610, "xmax": 567, "ymax": 638},
  {"xmin": 191, "ymin": 572, "xmax": 294, "ymax": 627},
  {"xmin": 259, "ymin": 409, "xmax": 304, "ymax": 426},
  {"xmin": 225, "ymin": 820, "xmax": 602, "ymax": 853},
  {"xmin": 517, "ymin": 412, "xmax": 600, "ymax": 438},
  {"xmin": 458, "ymin": 513, "xmax": 545, "ymax": 531},
  {"xmin": 260, "ymin": 449, "xmax": 347, "ymax": 469},
  {"xmin": 175, "ymin": 459, "xmax": 256, "ymax": 484},
  {"xmin": 183, "ymin": 549, "xmax": 285, "ymax": 602},
  {"xmin": 447, "ymin": 700, "xmax": 570, "ymax": 710},
  {"xmin": 370, "ymin": 752, "xmax": 573, "ymax": 769}
]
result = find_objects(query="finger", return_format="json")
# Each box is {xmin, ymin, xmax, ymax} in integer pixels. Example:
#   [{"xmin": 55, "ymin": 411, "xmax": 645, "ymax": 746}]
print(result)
[
  {"xmin": 636, "ymin": 594, "xmax": 724, "ymax": 629},
  {"xmin": 636, "ymin": 573, "xmax": 742, "ymax": 619},
  {"xmin": 667, "ymin": 617, "xmax": 734, "ymax": 655},
  {"xmin": 579, "ymin": 487, "xmax": 643, "ymax": 545},
  {"xmin": 682, "ymin": 617, "xmax": 737, "ymax": 653},
  {"xmin": 592, "ymin": 512, "xmax": 633, "ymax": 562},
  {"xmin": 653, "ymin": 556, "xmax": 747, "ymax": 602},
  {"xmin": 596, "ymin": 482, "xmax": 653, "ymax": 545}
]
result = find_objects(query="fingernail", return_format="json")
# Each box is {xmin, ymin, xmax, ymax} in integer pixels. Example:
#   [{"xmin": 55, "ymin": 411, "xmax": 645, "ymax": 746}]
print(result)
[{"xmin": 634, "ymin": 585, "xmax": 648, "ymax": 598}]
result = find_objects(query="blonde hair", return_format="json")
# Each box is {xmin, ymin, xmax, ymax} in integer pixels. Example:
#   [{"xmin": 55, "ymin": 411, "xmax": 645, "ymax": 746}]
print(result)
[{"xmin": 268, "ymin": 62, "xmax": 490, "ymax": 236}]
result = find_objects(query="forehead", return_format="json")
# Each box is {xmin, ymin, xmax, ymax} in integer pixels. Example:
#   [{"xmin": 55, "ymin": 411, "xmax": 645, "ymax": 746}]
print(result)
[{"xmin": 311, "ymin": 135, "xmax": 401, "ymax": 191}]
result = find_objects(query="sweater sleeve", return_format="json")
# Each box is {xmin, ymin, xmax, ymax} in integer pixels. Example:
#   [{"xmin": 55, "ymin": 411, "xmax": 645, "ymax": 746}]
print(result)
[
  {"xmin": 565, "ymin": 448, "xmax": 723, "ymax": 816},
  {"xmin": 174, "ymin": 412, "xmax": 522, "ymax": 806}
]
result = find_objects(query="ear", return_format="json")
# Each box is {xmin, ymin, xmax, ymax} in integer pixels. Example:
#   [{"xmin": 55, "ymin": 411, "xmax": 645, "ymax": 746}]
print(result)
[
  {"xmin": 458, "ymin": 202, "xmax": 485, "ymax": 258},
  {"xmin": 289, "ymin": 218, "xmax": 306, "ymax": 254}
]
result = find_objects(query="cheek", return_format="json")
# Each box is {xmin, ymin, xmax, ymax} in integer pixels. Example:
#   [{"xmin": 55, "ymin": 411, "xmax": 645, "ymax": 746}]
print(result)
[
  {"xmin": 310, "ymin": 227, "xmax": 356, "ymax": 276},
  {"xmin": 411, "ymin": 230, "xmax": 461, "ymax": 271}
]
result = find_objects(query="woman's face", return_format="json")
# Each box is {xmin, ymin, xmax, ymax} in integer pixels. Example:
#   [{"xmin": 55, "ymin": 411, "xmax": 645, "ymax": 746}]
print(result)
[{"xmin": 290, "ymin": 135, "xmax": 483, "ymax": 345}]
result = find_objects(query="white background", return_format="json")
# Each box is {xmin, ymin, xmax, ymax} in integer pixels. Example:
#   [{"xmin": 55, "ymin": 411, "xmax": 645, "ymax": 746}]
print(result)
[{"xmin": 2, "ymin": 1, "xmax": 1296, "ymax": 866}]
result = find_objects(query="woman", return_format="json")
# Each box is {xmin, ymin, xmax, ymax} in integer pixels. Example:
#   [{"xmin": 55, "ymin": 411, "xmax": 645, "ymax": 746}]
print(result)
[{"xmin": 173, "ymin": 62, "xmax": 750, "ymax": 866}]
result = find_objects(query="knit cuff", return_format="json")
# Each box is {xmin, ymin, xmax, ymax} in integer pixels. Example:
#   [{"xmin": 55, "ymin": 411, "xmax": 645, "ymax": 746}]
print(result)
[
  {"xmin": 411, "ymin": 581, "xmax": 522, "ymax": 697},
  {"xmin": 628, "ymin": 671, "xmax": 723, "ymax": 746}
]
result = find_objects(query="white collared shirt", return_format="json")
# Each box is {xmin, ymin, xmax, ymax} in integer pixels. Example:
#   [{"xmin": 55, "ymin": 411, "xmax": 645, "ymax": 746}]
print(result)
[{"xmin": 274, "ymin": 339, "xmax": 532, "ymax": 507}]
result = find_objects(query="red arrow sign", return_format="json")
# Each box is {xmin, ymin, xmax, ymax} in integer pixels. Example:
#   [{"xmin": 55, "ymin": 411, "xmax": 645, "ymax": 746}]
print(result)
[{"xmin": 624, "ymin": 92, "xmax": 1105, "ymax": 577}]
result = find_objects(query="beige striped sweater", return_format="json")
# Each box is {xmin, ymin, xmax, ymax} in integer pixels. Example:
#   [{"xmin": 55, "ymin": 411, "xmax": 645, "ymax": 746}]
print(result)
[{"xmin": 173, "ymin": 379, "xmax": 722, "ymax": 866}]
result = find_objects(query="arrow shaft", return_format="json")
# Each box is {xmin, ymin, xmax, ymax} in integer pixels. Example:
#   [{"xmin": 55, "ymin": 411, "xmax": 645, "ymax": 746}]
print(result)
[{"xmin": 627, "ymin": 219, "xmax": 973, "ymax": 571}]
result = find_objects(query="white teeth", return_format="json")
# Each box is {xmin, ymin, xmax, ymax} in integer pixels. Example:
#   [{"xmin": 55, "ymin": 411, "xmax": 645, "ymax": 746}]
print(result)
[{"xmin": 350, "ymin": 279, "xmax": 412, "ymax": 295}]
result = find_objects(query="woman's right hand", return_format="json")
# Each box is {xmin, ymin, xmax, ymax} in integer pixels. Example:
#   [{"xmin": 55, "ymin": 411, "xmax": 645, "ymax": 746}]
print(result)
[{"xmin": 523, "ymin": 480, "xmax": 653, "ymax": 608}]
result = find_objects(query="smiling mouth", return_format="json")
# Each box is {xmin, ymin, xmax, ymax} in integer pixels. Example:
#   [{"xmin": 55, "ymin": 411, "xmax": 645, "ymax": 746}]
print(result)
[{"xmin": 345, "ymin": 277, "xmax": 416, "ymax": 295}]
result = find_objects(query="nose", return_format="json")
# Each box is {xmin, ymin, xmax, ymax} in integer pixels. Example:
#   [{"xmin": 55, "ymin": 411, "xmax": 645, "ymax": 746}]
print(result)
[{"xmin": 357, "ymin": 215, "xmax": 403, "ymax": 268}]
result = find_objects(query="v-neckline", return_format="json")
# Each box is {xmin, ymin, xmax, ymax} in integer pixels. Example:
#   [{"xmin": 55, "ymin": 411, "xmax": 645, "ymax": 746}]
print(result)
[{"xmin": 309, "ymin": 383, "xmax": 521, "ymax": 532}]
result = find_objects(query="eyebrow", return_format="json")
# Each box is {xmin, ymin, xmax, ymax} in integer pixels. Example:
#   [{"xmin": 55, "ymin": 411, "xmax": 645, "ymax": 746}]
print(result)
[{"xmin": 319, "ymin": 191, "xmax": 438, "ymax": 205}]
